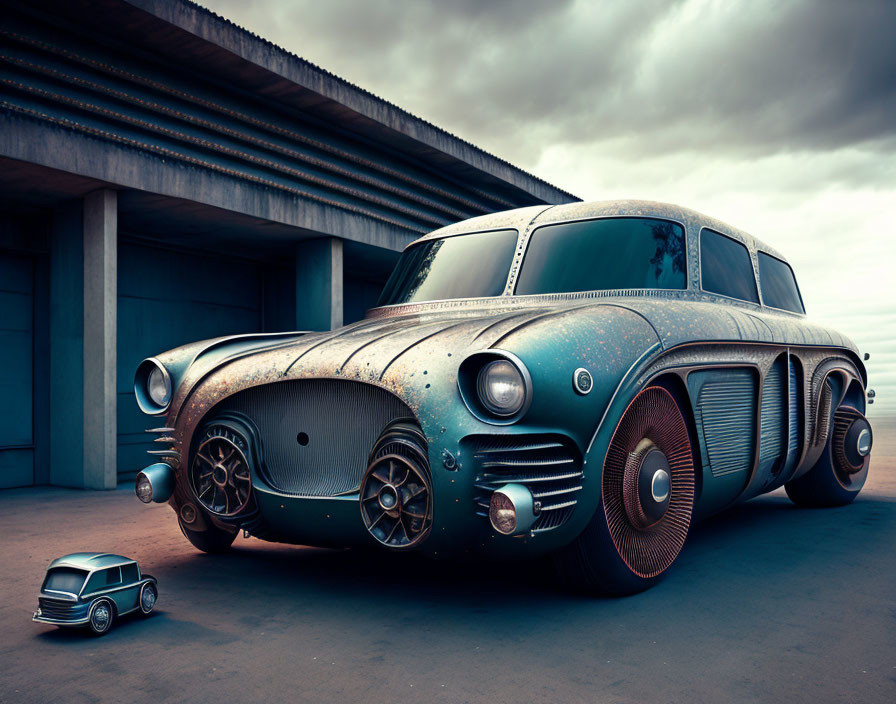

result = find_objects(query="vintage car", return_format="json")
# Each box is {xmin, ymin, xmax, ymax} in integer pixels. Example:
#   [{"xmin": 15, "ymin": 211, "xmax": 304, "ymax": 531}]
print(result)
[
  {"xmin": 33, "ymin": 553, "xmax": 157, "ymax": 634},
  {"xmin": 133, "ymin": 200, "xmax": 873, "ymax": 594}
]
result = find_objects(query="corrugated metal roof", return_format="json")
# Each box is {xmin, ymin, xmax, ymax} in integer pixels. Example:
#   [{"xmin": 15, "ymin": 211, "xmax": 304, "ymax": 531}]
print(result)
[{"xmin": 145, "ymin": 0, "xmax": 579, "ymax": 204}]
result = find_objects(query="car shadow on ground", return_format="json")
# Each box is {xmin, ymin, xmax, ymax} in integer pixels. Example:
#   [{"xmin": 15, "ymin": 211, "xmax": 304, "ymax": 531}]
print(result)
[{"xmin": 146, "ymin": 490, "xmax": 895, "ymax": 614}]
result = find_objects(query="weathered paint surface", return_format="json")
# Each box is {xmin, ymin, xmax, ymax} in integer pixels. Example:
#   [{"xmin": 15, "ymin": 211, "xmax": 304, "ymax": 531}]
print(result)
[{"xmin": 140, "ymin": 200, "xmax": 868, "ymax": 557}]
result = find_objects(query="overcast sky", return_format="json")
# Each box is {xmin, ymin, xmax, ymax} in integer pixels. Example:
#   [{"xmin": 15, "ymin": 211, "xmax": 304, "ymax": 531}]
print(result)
[{"xmin": 205, "ymin": 0, "xmax": 895, "ymax": 414}]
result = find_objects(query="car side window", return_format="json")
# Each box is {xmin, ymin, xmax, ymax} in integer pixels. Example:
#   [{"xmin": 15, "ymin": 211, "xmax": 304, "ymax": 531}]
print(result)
[
  {"xmin": 700, "ymin": 229, "xmax": 759, "ymax": 303},
  {"xmin": 758, "ymin": 251, "xmax": 805, "ymax": 313},
  {"xmin": 121, "ymin": 563, "xmax": 139, "ymax": 583},
  {"xmin": 84, "ymin": 567, "xmax": 122, "ymax": 594}
]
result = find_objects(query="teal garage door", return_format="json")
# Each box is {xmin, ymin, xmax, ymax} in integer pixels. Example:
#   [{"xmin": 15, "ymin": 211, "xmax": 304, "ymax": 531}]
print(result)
[
  {"xmin": 0, "ymin": 252, "xmax": 34, "ymax": 488},
  {"xmin": 117, "ymin": 242, "xmax": 263, "ymax": 482}
]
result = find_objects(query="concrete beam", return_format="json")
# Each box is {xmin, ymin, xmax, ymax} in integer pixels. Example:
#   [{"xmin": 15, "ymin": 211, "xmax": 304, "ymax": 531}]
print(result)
[
  {"xmin": 0, "ymin": 114, "xmax": 416, "ymax": 254},
  {"xmin": 296, "ymin": 238, "xmax": 343, "ymax": 331},
  {"xmin": 49, "ymin": 191, "xmax": 118, "ymax": 489},
  {"xmin": 83, "ymin": 190, "xmax": 118, "ymax": 489}
]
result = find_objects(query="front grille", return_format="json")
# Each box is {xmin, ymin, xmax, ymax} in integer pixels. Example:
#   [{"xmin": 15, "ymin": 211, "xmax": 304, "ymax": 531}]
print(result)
[
  {"xmin": 213, "ymin": 379, "xmax": 414, "ymax": 497},
  {"xmin": 468, "ymin": 435, "xmax": 583, "ymax": 533},
  {"xmin": 38, "ymin": 597, "xmax": 76, "ymax": 619}
]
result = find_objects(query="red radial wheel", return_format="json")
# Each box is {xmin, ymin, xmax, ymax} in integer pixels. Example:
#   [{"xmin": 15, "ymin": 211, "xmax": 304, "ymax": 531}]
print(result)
[{"xmin": 602, "ymin": 386, "xmax": 695, "ymax": 579}]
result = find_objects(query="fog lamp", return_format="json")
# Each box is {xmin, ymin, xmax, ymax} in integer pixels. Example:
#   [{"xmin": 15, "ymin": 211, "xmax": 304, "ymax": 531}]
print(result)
[
  {"xmin": 135, "ymin": 463, "xmax": 175, "ymax": 504},
  {"xmin": 489, "ymin": 492, "xmax": 517, "ymax": 535},
  {"xmin": 488, "ymin": 483, "xmax": 537, "ymax": 536},
  {"xmin": 136, "ymin": 474, "xmax": 153, "ymax": 503}
]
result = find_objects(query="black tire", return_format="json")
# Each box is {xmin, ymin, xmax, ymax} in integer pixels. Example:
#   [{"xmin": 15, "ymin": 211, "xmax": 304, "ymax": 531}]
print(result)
[
  {"xmin": 87, "ymin": 598, "xmax": 115, "ymax": 636},
  {"xmin": 179, "ymin": 519, "xmax": 238, "ymax": 553},
  {"xmin": 554, "ymin": 386, "xmax": 696, "ymax": 595},
  {"xmin": 786, "ymin": 406, "xmax": 870, "ymax": 508},
  {"xmin": 138, "ymin": 582, "xmax": 158, "ymax": 615}
]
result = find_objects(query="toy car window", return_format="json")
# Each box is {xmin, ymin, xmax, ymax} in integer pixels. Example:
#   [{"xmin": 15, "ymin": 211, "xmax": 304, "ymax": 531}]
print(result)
[
  {"xmin": 121, "ymin": 562, "xmax": 139, "ymax": 583},
  {"xmin": 377, "ymin": 229, "xmax": 518, "ymax": 305},
  {"xmin": 515, "ymin": 218, "xmax": 686, "ymax": 295},
  {"xmin": 84, "ymin": 566, "xmax": 122, "ymax": 594},
  {"xmin": 758, "ymin": 252, "xmax": 804, "ymax": 313},
  {"xmin": 699, "ymin": 229, "xmax": 759, "ymax": 303},
  {"xmin": 43, "ymin": 567, "xmax": 88, "ymax": 594}
]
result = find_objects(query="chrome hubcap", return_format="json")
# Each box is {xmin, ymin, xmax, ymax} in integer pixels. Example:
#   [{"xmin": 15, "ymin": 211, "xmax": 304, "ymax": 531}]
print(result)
[
  {"xmin": 623, "ymin": 440, "xmax": 673, "ymax": 529},
  {"xmin": 142, "ymin": 587, "xmax": 156, "ymax": 611},
  {"xmin": 651, "ymin": 468, "xmax": 671, "ymax": 503},
  {"xmin": 92, "ymin": 604, "xmax": 110, "ymax": 628}
]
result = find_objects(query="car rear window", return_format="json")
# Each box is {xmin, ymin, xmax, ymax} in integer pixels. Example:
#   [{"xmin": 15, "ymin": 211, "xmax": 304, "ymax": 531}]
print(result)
[
  {"xmin": 700, "ymin": 229, "xmax": 759, "ymax": 303},
  {"xmin": 378, "ymin": 229, "xmax": 519, "ymax": 305},
  {"xmin": 43, "ymin": 567, "xmax": 88, "ymax": 594},
  {"xmin": 514, "ymin": 217, "xmax": 687, "ymax": 295},
  {"xmin": 758, "ymin": 252, "xmax": 804, "ymax": 313}
]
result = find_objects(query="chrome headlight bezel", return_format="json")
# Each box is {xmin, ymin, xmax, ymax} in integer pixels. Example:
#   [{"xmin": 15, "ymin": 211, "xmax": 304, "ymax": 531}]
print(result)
[
  {"xmin": 458, "ymin": 350, "xmax": 533, "ymax": 425},
  {"xmin": 134, "ymin": 358, "xmax": 172, "ymax": 416}
]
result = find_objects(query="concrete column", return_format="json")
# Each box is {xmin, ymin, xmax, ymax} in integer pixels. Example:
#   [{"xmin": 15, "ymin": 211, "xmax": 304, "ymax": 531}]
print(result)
[
  {"xmin": 82, "ymin": 190, "xmax": 117, "ymax": 489},
  {"xmin": 295, "ymin": 237, "xmax": 343, "ymax": 331},
  {"xmin": 49, "ymin": 190, "xmax": 117, "ymax": 489}
]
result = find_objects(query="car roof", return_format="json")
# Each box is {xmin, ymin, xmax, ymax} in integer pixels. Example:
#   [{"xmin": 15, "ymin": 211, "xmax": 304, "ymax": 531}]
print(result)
[
  {"xmin": 47, "ymin": 552, "xmax": 135, "ymax": 571},
  {"xmin": 407, "ymin": 199, "xmax": 789, "ymax": 263}
]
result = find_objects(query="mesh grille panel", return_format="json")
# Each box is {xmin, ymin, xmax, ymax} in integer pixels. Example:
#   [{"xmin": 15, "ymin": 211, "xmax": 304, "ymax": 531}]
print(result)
[{"xmin": 215, "ymin": 380, "xmax": 413, "ymax": 496}]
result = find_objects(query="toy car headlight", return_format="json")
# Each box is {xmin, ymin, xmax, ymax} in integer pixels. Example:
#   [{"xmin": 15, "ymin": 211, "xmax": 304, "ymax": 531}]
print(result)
[
  {"xmin": 135, "ymin": 358, "xmax": 172, "ymax": 415},
  {"xmin": 477, "ymin": 360, "xmax": 526, "ymax": 416}
]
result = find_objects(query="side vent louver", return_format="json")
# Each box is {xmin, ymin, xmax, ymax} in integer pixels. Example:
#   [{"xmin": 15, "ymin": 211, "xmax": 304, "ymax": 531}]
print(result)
[{"xmin": 468, "ymin": 436, "xmax": 583, "ymax": 533}]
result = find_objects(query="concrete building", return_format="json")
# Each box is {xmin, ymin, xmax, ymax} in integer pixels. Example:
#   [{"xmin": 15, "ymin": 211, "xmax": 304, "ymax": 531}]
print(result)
[{"xmin": 0, "ymin": 0, "xmax": 576, "ymax": 490}]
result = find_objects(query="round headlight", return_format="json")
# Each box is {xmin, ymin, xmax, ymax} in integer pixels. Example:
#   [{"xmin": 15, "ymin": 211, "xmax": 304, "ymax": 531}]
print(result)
[
  {"xmin": 148, "ymin": 366, "xmax": 171, "ymax": 406},
  {"xmin": 477, "ymin": 359, "xmax": 526, "ymax": 416},
  {"xmin": 135, "ymin": 358, "xmax": 173, "ymax": 415}
]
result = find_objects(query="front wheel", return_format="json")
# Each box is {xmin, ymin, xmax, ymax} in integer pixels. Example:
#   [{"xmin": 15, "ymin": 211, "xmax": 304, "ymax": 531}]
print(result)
[
  {"xmin": 555, "ymin": 386, "xmax": 696, "ymax": 595},
  {"xmin": 179, "ymin": 519, "xmax": 238, "ymax": 553},
  {"xmin": 88, "ymin": 598, "xmax": 115, "ymax": 636}
]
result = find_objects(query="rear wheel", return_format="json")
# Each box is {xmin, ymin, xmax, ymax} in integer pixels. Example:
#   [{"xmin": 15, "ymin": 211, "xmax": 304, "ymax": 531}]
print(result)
[
  {"xmin": 179, "ymin": 519, "xmax": 238, "ymax": 553},
  {"xmin": 786, "ymin": 405, "xmax": 871, "ymax": 507},
  {"xmin": 139, "ymin": 582, "xmax": 158, "ymax": 615},
  {"xmin": 555, "ymin": 386, "xmax": 696, "ymax": 595}
]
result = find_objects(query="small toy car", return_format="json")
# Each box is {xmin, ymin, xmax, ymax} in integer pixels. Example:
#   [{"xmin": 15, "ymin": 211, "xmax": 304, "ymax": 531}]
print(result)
[{"xmin": 32, "ymin": 553, "xmax": 157, "ymax": 635}]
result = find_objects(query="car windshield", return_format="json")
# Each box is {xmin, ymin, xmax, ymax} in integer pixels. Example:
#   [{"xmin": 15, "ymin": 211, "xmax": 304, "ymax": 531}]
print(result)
[
  {"xmin": 377, "ymin": 229, "xmax": 518, "ymax": 306},
  {"xmin": 515, "ymin": 217, "xmax": 687, "ymax": 295},
  {"xmin": 43, "ymin": 567, "xmax": 88, "ymax": 594}
]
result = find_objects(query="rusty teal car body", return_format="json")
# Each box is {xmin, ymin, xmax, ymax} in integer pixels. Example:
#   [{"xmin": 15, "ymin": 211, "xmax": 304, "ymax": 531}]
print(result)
[
  {"xmin": 133, "ymin": 200, "xmax": 873, "ymax": 594},
  {"xmin": 33, "ymin": 553, "xmax": 158, "ymax": 634}
]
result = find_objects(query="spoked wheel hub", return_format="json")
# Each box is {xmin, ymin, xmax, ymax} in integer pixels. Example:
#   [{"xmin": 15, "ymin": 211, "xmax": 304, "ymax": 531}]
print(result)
[
  {"xmin": 360, "ymin": 421, "xmax": 432, "ymax": 549},
  {"xmin": 361, "ymin": 454, "xmax": 431, "ymax": 547},
  {"xmin": 190, "ymin": 424, "xmax": 253, "ymax": 517}
]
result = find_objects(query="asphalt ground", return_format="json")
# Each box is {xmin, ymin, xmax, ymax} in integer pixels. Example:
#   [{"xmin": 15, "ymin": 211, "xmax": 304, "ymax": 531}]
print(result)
[{"xmin": 1, "ymin": 418, "xmax": 894, "ymax": 704}]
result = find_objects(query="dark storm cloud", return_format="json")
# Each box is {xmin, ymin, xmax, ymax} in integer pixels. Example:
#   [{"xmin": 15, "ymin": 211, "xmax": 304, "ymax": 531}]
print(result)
[
  {"xmin": 203, "ymin": 0, "xmax": 896, "ymax": 411},
  {"xmin": 207, "ymin": 0, "xmax": 896, "ymax": 162}
]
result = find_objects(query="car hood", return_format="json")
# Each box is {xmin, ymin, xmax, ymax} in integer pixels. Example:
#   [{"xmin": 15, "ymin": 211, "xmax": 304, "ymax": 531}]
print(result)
[{"xmin": 160, "ymin": 295, "xmax": 858, "ymax": 428}]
